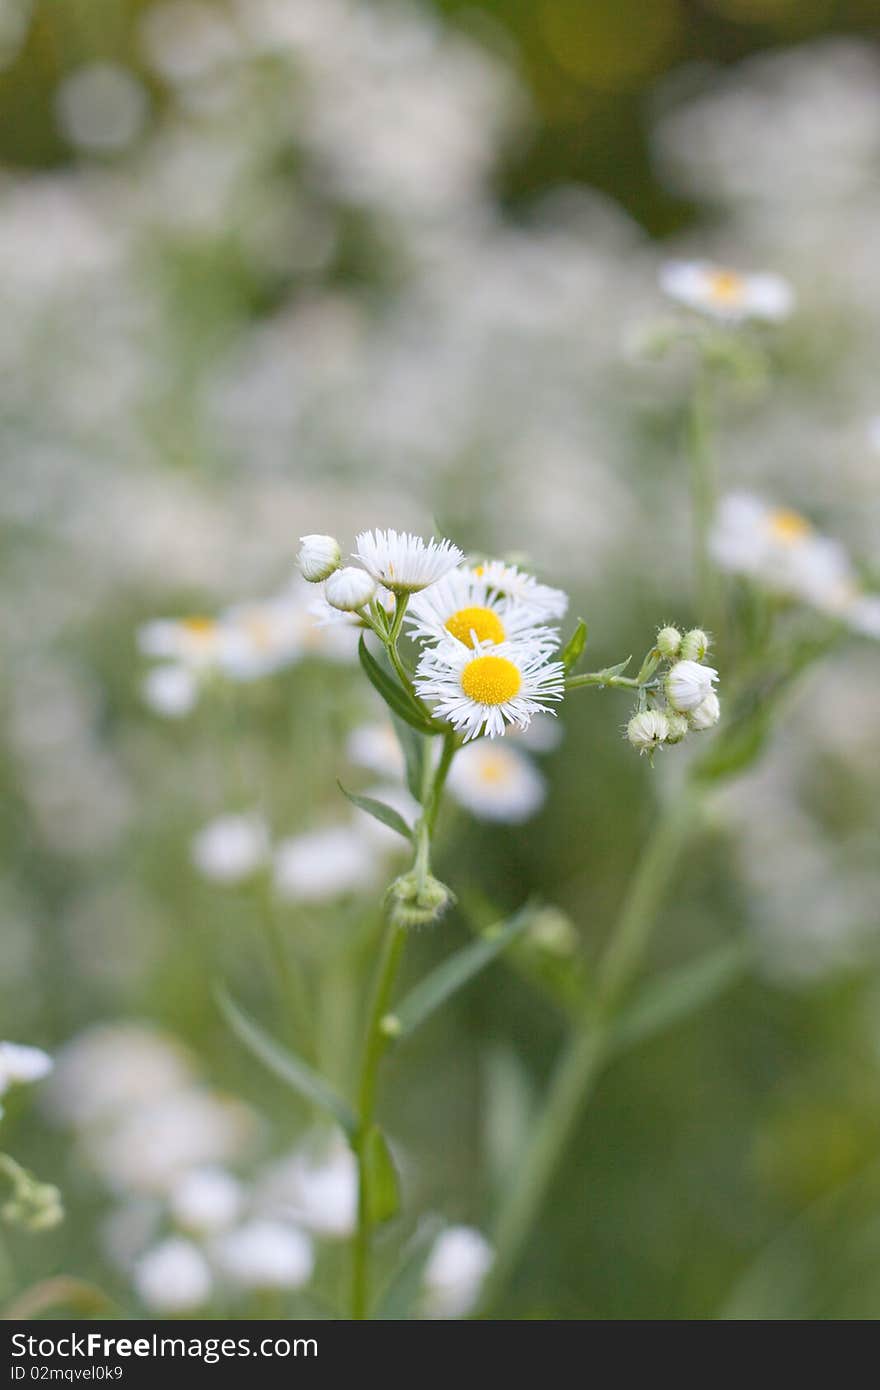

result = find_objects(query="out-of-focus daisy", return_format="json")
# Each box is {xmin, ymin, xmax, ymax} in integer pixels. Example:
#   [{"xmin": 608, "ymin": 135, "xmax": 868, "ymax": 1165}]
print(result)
[
  {"xmin": 710, "ymin": 493, "xmax": 877, "ymax": 627},
  {"xmin": 255, "ymin": 1130, "xmax": 357, "ymax": 1239},
  {"xmin": 141, "ymin": 663, "xmax": 198, "ymax": 718},
  {"xmin": 133, "ymin": 1237, "xmax": 212, "ymax": 1313},
  {"xmin": 422, "ymin": 1225, "xmax": 494, "ymax": 1319},
  {"xmin": 43, "ymin": 1025, "xmax": 195, "ymax": 1128},
  {"xmin": 415, "ymin": 638, "xmax": 565, "ymax": 741},
  {"xmin": 138, "ymin": 615, "xmax": 228, "ymax": 669},
  {"xmin": 405, "ymin": 566, "xmax": 560, "ymax": 652},
  {"xmin": 468, "ymin": 560, "xmax": 569, "ymax": 622},
  {"xmin": 273, "ymin": 826, "xmax": 377, "ymax": 903},
  {"xmin": 218, "ymin": 596, "xmax": 306, "ymax": 680},
  {"xmin": 212, "ymin": 1219, "xmax": 314, "ymax": 1291},
  {"xmin": 190, "ymin": 811, "xmax": 269, "ymax": 884},
  {"xmin": 346, "ymin": 722, "xmax": 406, "ymax": 779},
  {"xmin": 0, "ymin": 1041, "xmax": 53, "ymax": 1097},
  {"xmin": 659, "ymin": 260, "xmax": 794, "ymax": 324},
  {"xmin": 354, "ymin": 529, "xmax": 463, "ymax": 595},
  {"xmin": 169, "ymin": 1166, "xmax": 243, "ymax": 1236},
  {"xmin": 447, "ymin": 741, "xmax": 546, "ymax": 823}
]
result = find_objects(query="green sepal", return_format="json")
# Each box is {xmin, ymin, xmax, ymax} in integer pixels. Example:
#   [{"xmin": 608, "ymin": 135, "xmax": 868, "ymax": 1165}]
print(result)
[
  {"xmin": 362, "ymin": 1124, "xmax": 400, "ymax": 1225},
  {"xmin": 561, "ymin": 619, "xmax": 588, "ymax": 673}
]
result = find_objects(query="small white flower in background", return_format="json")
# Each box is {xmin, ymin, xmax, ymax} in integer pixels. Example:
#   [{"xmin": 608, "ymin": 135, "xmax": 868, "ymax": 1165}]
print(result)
[
  {"xmin": 405, "ymin": 566, "xmax": 561, "ymax": 652},
  {"xmin": 55, "ymin": 61, "xmax": 148, "ymax": 154},
  {"xmin": 138, "ymin": 615, "xmax": 226, "ymax": 669},
  {"xmin": 355, "ymin": 529, "xmax": 464, "ymax": 595},
  {"xmin": 626, "ymin": 709, "xmax": 670, "ymax": 755},
  {"xmin": 44, "ymin": 1025, "xmax": 195, "ymax": 1129},
  {"xmin": 447, "ymin": 741, "xmax": 546, "ymax": 823},
  {"xmin": 100, "ymin": 1201, "xmax": 161, "ymax": 1271},
  {"xmin": 659, "ymin": 260, "xmax": 794, "ymax": 324},
  {"xmin": 255, "ymin": 1131, "xmax": 357, "ymax": 1239},
  {"xmin": 218, "ymin": 597, "xmax": 305, "ymax": 681},
  {"xmin": 190, "ymin": 812, "xmax": 269, "ymax": 885},
  {"xmin": 297, "ymin": 533, "xmax": 341, "ymax": 583},
  {"xmin": 415, "ymin": 638, "xmax": 565, "ymax": 742},
  {"xmin": 422, "ymin": 1225, "xmax": 494, "ymax": 1319},
  {"xmin": 133, "ymin": 1236, "xmax": 212, "ymax": 1313},
  {"xmin": 346, "ymin": 722, "xmax": 406, "ymax": 779},
  {"xmin": 0, "ymin": 1041, "xmax": 53, "ymax": 1097},
  {"xmin": 689, "ymin": 691, "xmax": 721, "ymax": 731},
  {"xmin": 665, "ymin": 660, "xmax": 719, "ymax": 714},
  {"xmin": 324, "ymin": 566, "xmax": 377, "ymax": 613},
  {"xmin": 507, "ymin": 710, "xmax": 564, "ymax": 753},
  {"xmin": 468, "ymin": 560, "xmax": 569, "ymax": 622},
  {"xmin": 141, "ymin": 663, "xmax": 198, "ymax": 718},
  {"xmin": 273, "ymin": 826, "xmax": 377, "ymax": 904},
  {"xmin": 169, "ymin": 1166, "xmax": 243, "ymax": 1235},
  {"xmin": 711, "ymin": 492, "xmax": 879, "ymax": 633},
  {"xmin": 213, "ymin": 1219, "xmax": 314, "ymax": 1291}
]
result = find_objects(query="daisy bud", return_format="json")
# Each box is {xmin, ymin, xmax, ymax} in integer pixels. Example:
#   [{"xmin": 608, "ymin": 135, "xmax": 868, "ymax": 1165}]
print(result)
[
  {"xmin": 688, "ymin": 690, "xmax": 721, "ymax": 730},
  {"xmin": 297, "ymin": 534, "xmax": 341, "ymax": 583},
  {"xmin": 627, "ymin": 709, "xmax": 669, "ymax": 755},
  {"xmin": 665, "ymin": 659, "xmax": 718, "ymax": 713},
  {"xmin": 664, "ymin": 711, "xmax": 690, "ymax": 744},
  {"xmin": 387, "ymin": 872, "xmax": 454, "ymax": 928},
  {"xmin": 325, "ymin": 567, "xmax": 377, "ymax": 613},
  {"xmin": 656, "ymin": 626, "xmax": 682, "ymax": 660},
  {"xmin": 680, "ymin": 628, "xmax": 710, "ymax": 663}
]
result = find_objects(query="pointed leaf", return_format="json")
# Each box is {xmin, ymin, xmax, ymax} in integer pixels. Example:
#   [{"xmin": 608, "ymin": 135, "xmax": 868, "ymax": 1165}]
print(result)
[
  {"xmin": 598, "ymin": 656, "xmax": 632, "ymax": 680},
  {"xmin": 337, "ymin": 782, "xmax": 413, "ymax": 842},
  {"xmin": 391, "ymin": 905, "xmax": 535, "ymax": 1040},
  {"xmin": 216, "ymin": 985, "xmax": 357, "ymax": 1137},
  {"xmin": 362, "ymin": 1125, "xmax": 400, "ymax": 1225},
  {"xmin": 561, "ymin": 619, "xmax": 588, "ymax": 673},
  {"xmin": 608, "ymin": 940, "xmax": 752, "ymax": 1057},
  {"xmin": 358, "ymin": 636, "xmax": 438, "ymax": 734},
  {"xmin": 375, "ymin": 1216, "xmax": 445, "ymax": 1320},
  {"xmin": 392, "ymin": 715, "xmax": 425, "ymax": 802}
]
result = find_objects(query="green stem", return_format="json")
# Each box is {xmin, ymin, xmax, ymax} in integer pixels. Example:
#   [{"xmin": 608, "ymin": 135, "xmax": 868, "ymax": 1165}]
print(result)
[
  {"xmin": 480, "ymin": 791, "xmax": 701, "ymax": 1312},
  {"xmin": 565, "ymin": 673, "xmax": 649, "ymax": 692},
  {"xmin": 351, "ymin": 920, "xmax": 407, "ymax": 1320}
]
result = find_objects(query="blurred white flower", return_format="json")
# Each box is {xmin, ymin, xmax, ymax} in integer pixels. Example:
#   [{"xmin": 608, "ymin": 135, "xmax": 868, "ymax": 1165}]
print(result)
[
  {"xmin": 169, "ymin": 1166, "xmax": 244, "ymax": 1235},
  {"xmin": 255, "ymin": 1130, "xmax": 357, "ymax": 1239},
  {"xmin": 141, "ymin": 663, "xmax": 198, "ymax": 718},
  {"xmin": 139, "ymin": 2, "xmax": 238, "ymax": 84},
  {"xmin": 0, "ymin": 1042, "xmax": 53, "ymax": 1097},
  {"xmin": 422, "ymin": 1225, "xmax": 493, "ymax": 1319},
  {"xmin": 273, "ymin": 827, "xmax": 377, "ymax": 903},
  {"xmin": 54, "ymin": 62, "xmax": 148, "ymax": 154},
  {"xmin": 659, "ymin": 261, "xmax": 793, "ymax": 324},
  {"xmin": 133, "ymin": 1237, "xmax": 212, "ymax": 1313},
  {"xmin": 44, "ymin": 1025, "xmax": 195, "ymax": 1128},
  {"xmin": 447, "ymin": 741, "xmax": 546, "ymax": 822},
  {"xmin": 190, "ymin": 812, "xmax": 270, "ymax": 884},
  {"xmin": 213, "ymin": 1219, "xmax": 314, "ymax": 1291},
  {"xmin": 346, "ymin": 722, "xmax": 406, "ymax": 779}
]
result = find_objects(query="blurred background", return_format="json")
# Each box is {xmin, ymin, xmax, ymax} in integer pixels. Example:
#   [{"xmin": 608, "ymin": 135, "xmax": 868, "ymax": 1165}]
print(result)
[{"xmin": 2, "ymin": 0, "xmax": 880, "ymax": 1320}]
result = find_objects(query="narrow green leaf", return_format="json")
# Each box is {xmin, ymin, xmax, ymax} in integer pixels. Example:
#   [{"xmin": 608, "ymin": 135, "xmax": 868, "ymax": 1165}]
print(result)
[
  {"xmin": 392, "ymin": 905, "xmax": 535, "ymax": 1040},
  {"xmin": 358, "ymin": 636, "xmax": 437, "ymax": 734},
  {"xmin": 216, "ymin": 985, "xmax": 357, "ymax": 1137},
  {"xmin": 392, "ymin": 715, "xmax": 425, "ymax": 802},
  {"xmin": 608, "ymin": 940, "xmax": 752, "ymax": 1057},
  {"xmin": 375, "ymin": 1216, "xmax": 445, "ymax": 1320},
  {"xmin": 337, "ymin": 782, "xmax": 413, "ymax": 841},
  {"xmin": 363, "ymin": 1125, "xmax": 400, "ymax": 1225},
  {"xmin": 561, "ymin": 619, "xmax": 588, "ymax": 673}
]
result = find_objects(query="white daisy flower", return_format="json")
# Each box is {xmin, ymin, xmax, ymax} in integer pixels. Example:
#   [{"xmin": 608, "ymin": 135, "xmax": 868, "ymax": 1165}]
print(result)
[
  {"xmin": 273, "ymin": 826, "xmax": 377, "ymax": 903},
  {"xmin": 422, "ymin": 1225, "xmax": 494, "ymax": 1320},
  {"xmin": 169, "ymin": 1166, "xmax": 243, "ymax": 1236},
  {"xmin": 137, "ymin": 615, "xmax": 228, "ymax": 669},
  {"xmin": 354, "ymin": 528, "xmax": 464, "ymax": 595},
  {"xmin": 217, "ymin": 596, "xmax": 306, "ymax": 681},
  {"xmin": 0, "ymin": 1041, "xmax": 53, "ymax": 1097},
  {"xmin": 133, "ymin": 1237, "xmax": 212, "ymax": 1313},
  {"xmin": 447, "ymin": 741, "xmax": 546, "ymax": 823},
  {"xmin": 468, "ymin": 560, "xmax": 569, "ymax": 622},
  {"xmin": 405, "ymin": 566, "xmax": 560, "ymax": 652},
  {"xmin": 710, "ymin": 492, "xmax": 875, "ymax": 626},
  {"xmin": 141, "ymin": 663, "xmax": 198, "ymax": 718},
  {"xmin": 255, "ymin": 1130, "xmax": 358, "ymax": 1240},
  {"xmin": 212, "ymin": 1219, "xmax": 314, "ymax": 1291},
  {"xmin": 659, "ymin": 260, "xmax": 794, "ymax": 324},
  {"xmin": 665, "ymin": 660, "xmax": 719, "ymax": 713},
  {"xmin": 190, "ymin": 812, "xmax": 269, "ymax": 885},
  {"xmin": 346, "ymin": 722, "xmax": 406, "ymax": 779},
  {"xmin": 415, "ymin": 638, "xmax": 565, "ymax": 742}
]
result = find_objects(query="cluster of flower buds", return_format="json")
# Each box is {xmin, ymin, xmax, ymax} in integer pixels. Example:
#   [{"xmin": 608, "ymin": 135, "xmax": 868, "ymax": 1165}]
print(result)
[{"xmin": 626, "ymin": 627, "xmax": 720, "ymax": 758}]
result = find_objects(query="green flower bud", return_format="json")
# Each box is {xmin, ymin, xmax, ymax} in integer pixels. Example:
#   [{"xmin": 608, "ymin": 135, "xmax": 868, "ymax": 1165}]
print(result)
[
  {"xmin": 663, "ymin": 711, "xmax": 690, "ymax": 744},
  {"xmin": 680, "ymin": 628, "xmax": 711, "ymax": 662},
  {"xmin": 387, "ymin": 872, "xmax": 454, "ymax": 928},
  {"xmin": 656, "ymin": 626, "xmax": 682, "ymax": 660}
]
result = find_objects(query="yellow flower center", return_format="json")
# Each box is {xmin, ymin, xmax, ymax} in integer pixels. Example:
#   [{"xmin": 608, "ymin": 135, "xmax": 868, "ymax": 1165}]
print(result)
[
  {"xmin": 707, "ymin": 269, "xmax": 745, "ymax": 304},
  {"xmin": 768, "ymin": 508, "xmax": 812, "ymax": 545},
  {"xmin": 476, "ymin": 754, "xmax": 511, "ymax": 785},
  {"xmin": 445, "ymin": 605, "xmax": 506, "ymax": 648},
  {"xmin": 182, "ymin": 617, "xmax": 216, "ymax": 639},
  {"xmin": 460, "ymin": 655, "xmax": 521, "ymax": 706}
]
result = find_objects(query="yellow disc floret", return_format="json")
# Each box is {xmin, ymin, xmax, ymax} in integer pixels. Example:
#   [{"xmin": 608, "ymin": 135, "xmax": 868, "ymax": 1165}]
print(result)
[
  {"xmin": 460, "ymin": 655, "xmax": 522, "ymax": 706},
  {"xmin": 768, "ymin": 508, "xmax": 812, "ymax": 544},
  {"xmin": 707, "ymin": 268, "xmax": 745, "ymax": 305},
  {"xmin": 445, "ymin": 605, "xmax": 506, "ymax": 648}
]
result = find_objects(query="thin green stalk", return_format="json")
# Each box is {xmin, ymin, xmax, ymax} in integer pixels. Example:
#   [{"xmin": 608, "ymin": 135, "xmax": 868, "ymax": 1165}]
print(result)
[
  {"xmin": 351, "ymin": 919, "xmax": 407, "ymax": 1320},
  {"xmin": 480, "ymin": 791, "xmax": 701, "ymax": 1312},
  {"xmin": 565, "ymin": 673, "xmax": 650, "ymax": 692}
]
